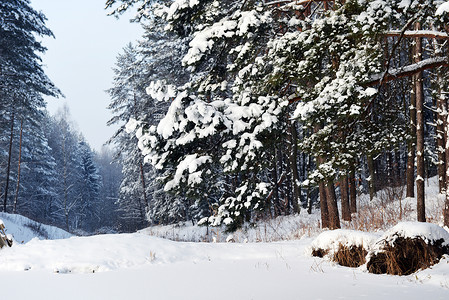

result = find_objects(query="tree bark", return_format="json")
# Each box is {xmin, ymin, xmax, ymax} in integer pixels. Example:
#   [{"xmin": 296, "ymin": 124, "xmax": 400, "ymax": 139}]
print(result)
[
  {"xmin": 315, "ymin": 123, "xmax": 329, "ymax": 228},
  {"xmin": 443, "ymin": 103, "xmax": 449, "ymax": 227},
  {"xmin": 13, "ymin": 118, "xmax": 23, "ymax": 214},
  {"xmin": 318, "ymin": 180, "xmax": 329, "ymax": 228},
  {"xmin": 406, "ymin": 39, "xmax": 417, "ymax": 198},
  {"xmin": 139, "ymin": 161, "xmax": 149, "ymax": 212},
  {"xmin": 317, "ymin": 153, "xmax": 329, "ymax": 228},
  {"xmin": 415, "ymin": 22, "xmax": 425, "ymax": 222},
  {"xmin": 367, "ymin": 154, "xmax": 376, "ymax": 201},
  {"xmin": 325, "ymin": 180, "xmax": 341, "ymax": 229},
  {"xmin": 340, "ymin": 175, "xmax": 351, "ymax": 221},
  {"xmin": 288, "ymin": 120, "xmax": 301, "ymax": 213},
  {"xmin": 349, "ymin": 167, "xmax": 357, "ymax": 213},
  {"xmin": 436, "ymin": 75, "xmax": 446, "ymax": 193},
  {"xmin": 3, "ymin": 111, "xmax": 15, "ymax": 213}
]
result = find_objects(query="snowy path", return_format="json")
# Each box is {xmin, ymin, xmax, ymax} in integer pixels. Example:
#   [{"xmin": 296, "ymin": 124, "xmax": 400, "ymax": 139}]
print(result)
[{"xmin": 0, "ymin": 233, "xmax": 448, "ymax": 299}]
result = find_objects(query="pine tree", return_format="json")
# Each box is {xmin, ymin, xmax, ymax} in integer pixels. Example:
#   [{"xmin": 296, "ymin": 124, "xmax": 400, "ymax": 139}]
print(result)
[{"xmin": 0, "ymin": 0, "xmax": 60, "ymax": 213}]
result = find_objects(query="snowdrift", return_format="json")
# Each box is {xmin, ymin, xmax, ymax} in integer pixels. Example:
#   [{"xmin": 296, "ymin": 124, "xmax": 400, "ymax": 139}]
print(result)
[
  {"xmin": 309, "ymin": 229, "xmax": 379, "ymax": 267},
  {"xmin": 0, "ymin": 213, "xmax": 72, "ymax": 244}
]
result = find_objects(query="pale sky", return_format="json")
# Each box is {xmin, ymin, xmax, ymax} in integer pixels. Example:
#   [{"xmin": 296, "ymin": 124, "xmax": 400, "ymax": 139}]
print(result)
[{"xmin": 31, "ymin": 0, "xmax": 144, "ymax": 151}]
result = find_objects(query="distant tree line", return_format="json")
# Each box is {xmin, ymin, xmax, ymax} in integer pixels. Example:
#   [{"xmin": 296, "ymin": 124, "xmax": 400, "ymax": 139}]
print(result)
[{"xmin": 0, "ymin": 0, "xmax": 122, "ymax": 234}]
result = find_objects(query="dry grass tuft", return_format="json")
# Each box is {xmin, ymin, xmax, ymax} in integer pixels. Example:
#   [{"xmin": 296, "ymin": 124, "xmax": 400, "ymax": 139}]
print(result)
[
  {"xmin": 367, "ymin": 236, "xmax": 449, "ymax": 275},
  {"xmin": 333, "ymin": 244, "xmax": 368, "ymax": 267},
  {"xmin": 311, "ymin": 243, "xmax": 368, "ymax": 268},
  {"xmin": 311, "ymin": 248, "xmax": 328, "ymax": 258}
]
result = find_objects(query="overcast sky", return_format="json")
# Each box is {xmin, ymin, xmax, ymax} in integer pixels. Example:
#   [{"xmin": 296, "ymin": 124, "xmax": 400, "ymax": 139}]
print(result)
[{"xmin": 31, "ymin": 0, "xmax": 144, "ymax": 151}]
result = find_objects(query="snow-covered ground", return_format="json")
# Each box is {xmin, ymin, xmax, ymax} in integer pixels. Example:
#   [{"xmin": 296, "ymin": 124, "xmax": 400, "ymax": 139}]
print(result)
[
  {"xmin": 0, "ymin": 212, "xmax": 72, "ymax": 243},
  {"xmin": 0, "ymin": 232, "xmax": 448, "ymax": 299},
  {"xmin": 0, "ymin": 177, "xmax": 448, "ymax": 299}
]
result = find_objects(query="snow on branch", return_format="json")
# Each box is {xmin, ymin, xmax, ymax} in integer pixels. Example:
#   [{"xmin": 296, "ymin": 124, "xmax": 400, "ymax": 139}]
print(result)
[
  {"xmin": 367, "ymin": 56, "xmax": 448, "ymax": 86},
  {"xmin": 384, "ymin": 30, "xmax": 449, "ymax": 40},
  {"xmin": 264, "ymin": 0, "xmax": 326, "ymax": 7}
]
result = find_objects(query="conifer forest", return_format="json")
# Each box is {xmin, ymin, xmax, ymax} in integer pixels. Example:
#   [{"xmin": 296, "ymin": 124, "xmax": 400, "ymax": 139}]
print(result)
[
  {"xmin": 1, "ymin": 0, "xmax": 449, "ymax": 234},
  {"xmin": 105, "ymin": 0, "xmax": 449, "ymax": 232},
  {"xmin": 2, "ymin": 1, "xmax": 449, "ymax": 299}
]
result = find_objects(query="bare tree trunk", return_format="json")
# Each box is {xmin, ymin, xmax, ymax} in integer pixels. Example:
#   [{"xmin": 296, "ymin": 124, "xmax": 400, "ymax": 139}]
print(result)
[
  {"xmin": 349, "ymin": 167, "xmax": 357, "ymax": 213},
  {"xmin": 315, "ymin": 123, "xmax": 329, "ymax": 228},
  {"xmin": 325, "ymin": 180, "xmax": 341, "ymax": 229},
  {"xmin": 415, "ymin": 22, "xmax": 425, "ymax": 222},
  {"xmin": 317, "ymin": 152, "xmax": 329, "ymax": 228},
  {"xmin": 271, "ymin": 145, "xmax": 280, "ymax": 216},
  {"xmin": 340, "ymin": 175, "xmax": 351, "ymax": 221},
  {"xmin": 367, "ymin": 154, "xmax": 376, "ymax": 201},
  {"xmin": 305, "ymin": 153, "xmax": 312, "ymax": 214},
  {"xmin": 13, "ymin": 118, "xmax": 24, "ymax": 213},
  {"xmin": 139, "ymin": 161, "xmax": 149, "ymax": 213},
  {"xmin": 288, "ymin": 120, "xmax": 300, "ymax": 213},
  {"xmin": 406, "ymin": 41, "xmax": 417, "ymax": 198},
  {"xmin": 318, "ymin": 180, "xmax": 329, "ymax": 228},
  {"xmin": 437, "ymin": 75, "xmax": 446, "ymax": 194},
  {"xmin": 440, "ymin": 70, "xmax": 449, "ymax": 226},
  {"xmin": 3, "ymin": 111, "xmax": 15, "ymax": 213}
]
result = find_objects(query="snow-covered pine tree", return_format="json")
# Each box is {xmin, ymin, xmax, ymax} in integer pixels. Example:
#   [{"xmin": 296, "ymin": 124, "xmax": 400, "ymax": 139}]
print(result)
[
  {"xmin": 0, "ymin": 0, "xmax": 60, "ymax": 213},
  {"xmin": 107, "ymin": 0, "xmax": 449, "ymax": 229},
  {"xmin": 94, "ymin": 147, "xmax": 122, "ymax": 232},
  {"xmin": 14, "ymin": 109, "xmax": 58, "ymax": 224},
  {"xmin": 76, "ymin": 139, "xmax": 102, "ymax": 232}
]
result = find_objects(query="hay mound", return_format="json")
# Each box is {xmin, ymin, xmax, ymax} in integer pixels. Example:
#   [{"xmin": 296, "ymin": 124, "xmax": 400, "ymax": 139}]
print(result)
[
  {"xmin": 333, "ymin": 244, "xmax": 368, "ymax": 267},
  {"xmin": 310, "ymin": 229, "xmax": 377, "ymax": 267},
  {"xmin": 366, "ymin": 222, "xmax": 449, "ymax": 275}
]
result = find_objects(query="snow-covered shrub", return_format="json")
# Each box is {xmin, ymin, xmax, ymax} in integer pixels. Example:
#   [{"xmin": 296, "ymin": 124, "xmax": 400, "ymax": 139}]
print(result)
[{"xmin": 366, "ymin": 222, "xmax": 449, "ymax": 275}]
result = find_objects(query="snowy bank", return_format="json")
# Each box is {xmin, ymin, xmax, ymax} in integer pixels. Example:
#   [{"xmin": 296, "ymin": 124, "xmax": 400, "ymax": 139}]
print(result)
[
  {"xmin": 375, "ymin": 221, "xmax": 449, "ymax": 247},
  {"xmin": 0, "ymin": 213, "xmax": 72, "ymax": 243},
  {"xmin": 309, "ymin": 229, "xmax": 379, "ymax": 256}
]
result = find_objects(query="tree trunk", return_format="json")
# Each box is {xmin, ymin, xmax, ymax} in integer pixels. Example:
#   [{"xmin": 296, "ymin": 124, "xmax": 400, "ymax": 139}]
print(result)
[
  {"xmin": 317, "ymin": 153, "xmax": 329, "ymax": 228},
  {"xmin": 3, "ymin": 111, "xmax": 15, "ymax": 213},
  {"xmin": 415, "ymin": 22, "xmax": 426, "ymax": 222},
  {"xmin": 271, "ymin": 145, "xmax": 280, "ymax": 216},
  {"xmin": 306, "ymin": 153, "xmax": 312, "ymax": 214},
  {"xmin": 315, "ymin": 123, "xmax": 329, "ymax": 228},
  {"xmin": 444, "ymin": 106, "xmax": 449, "ymax": 227},
  {"xmin": 406, "ymin": 38, "xmax": 417, "ymax": 198},
  {"xmin": 288, "ymin": 120, "xmax": 301, "ymax": 213},
  {"xmin": 436, "ymin": 75, "xmax": 446, "ymax": 194},
  {"xmin": 325, "ymin": 180, "xmax": 341, "ymax": 229},
  {"xmin": 139, "ymin": 161, "xmax": 149, "ymax": 212},
  {"xmin": 367, "ymin": 154, "xmax": 376, "ymax": 201},
  {"xmin": 349, "ymin": 167, "xmax": 357, "ymax": 213},
  {"xmin": 13, "ymin": 118, "xmax": 24, "ymax": 214},
  {"xmin": 340, "ymin": 175, "xmax": 351, "ymax": 221},
  {"xmin": 318, "ymin": 180, "xmax": 329, "ymax": 228}
]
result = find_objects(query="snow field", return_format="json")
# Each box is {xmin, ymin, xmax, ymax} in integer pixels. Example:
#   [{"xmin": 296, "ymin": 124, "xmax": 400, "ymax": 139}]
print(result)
[
  {"xmin": 0, "ymin": 177, "xmax": 448, "ymax": 299},
  {"xmin": 0, "ymin": 234, "xmax": 448, "ymax": 300}
]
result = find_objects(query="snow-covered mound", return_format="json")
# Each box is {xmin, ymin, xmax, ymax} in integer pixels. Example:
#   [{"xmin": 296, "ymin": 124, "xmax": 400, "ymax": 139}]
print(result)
[
  {"xmin": 374, "ymin": 222, "xmax": 449, "ymax": 248},
  {"xmin": 366, "ymin": 222, "xmax": 449, "ymax": 275},
  {"xmin": 140, "ymin": 212, "xmax": 321, "ymax": 243},
  {"xmin": 0, "ymin": 233, "xmax": 303, "ymax": 273},
  {"xmin": 309, "ymin": 229, "xmax": 379, "ymax": 256},
  {"xmin": 0, "ymin": 213, "xmax": 72, "ymax": 244}
]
